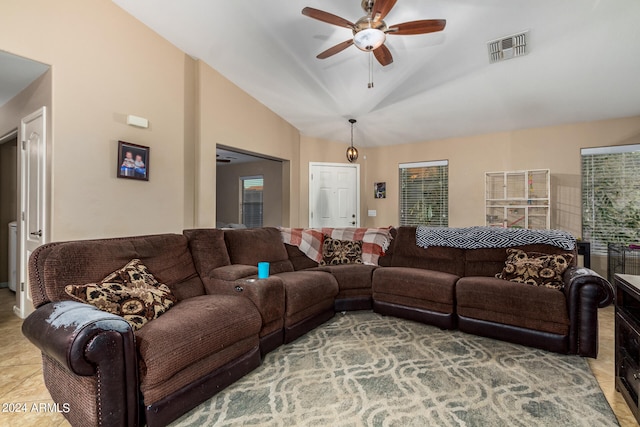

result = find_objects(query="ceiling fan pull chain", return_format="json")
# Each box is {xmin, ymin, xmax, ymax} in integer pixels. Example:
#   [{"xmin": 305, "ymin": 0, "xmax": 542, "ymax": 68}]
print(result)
[{"xmin": 368, "ymin": 52, "xmax": 374, "ymax": 89}]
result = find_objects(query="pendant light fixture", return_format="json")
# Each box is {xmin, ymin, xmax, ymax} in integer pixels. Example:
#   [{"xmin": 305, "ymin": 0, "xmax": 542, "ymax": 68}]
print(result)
[{"xmin": 346, "ymin": 119, "xmax": 359, "ymax": 163}]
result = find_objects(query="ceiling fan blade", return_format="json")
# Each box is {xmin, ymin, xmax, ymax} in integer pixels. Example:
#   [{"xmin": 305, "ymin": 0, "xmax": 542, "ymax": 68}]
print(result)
[
  {"xmin": 302, "ymin": 7, "xmax": 355, "ymax": 29},
  {"xmin": 317, "ymin": 39, "xmax": 354, "ymax": 59},
  {"xmin": 372, "ymin": 0, "xmax": 398, "ymax": 22},
  {"xmin": 373, "ymin": 44, "xmax": 393, "ymax": 66},
  {"xmin": 387, "ymin": 19, "xmax": 446, "ymax": 36}
]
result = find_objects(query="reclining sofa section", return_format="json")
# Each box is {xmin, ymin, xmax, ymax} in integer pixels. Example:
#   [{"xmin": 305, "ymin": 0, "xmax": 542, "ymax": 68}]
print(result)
[{"xmin": 21, "ymin": 226, "xmax": 614, "ymax": 427}]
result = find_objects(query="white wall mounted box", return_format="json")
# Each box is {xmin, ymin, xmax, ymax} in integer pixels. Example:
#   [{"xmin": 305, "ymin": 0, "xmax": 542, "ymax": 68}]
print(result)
[{"xmin": 126, "ymin": 115, "xmax": 149, "ymax": 128}]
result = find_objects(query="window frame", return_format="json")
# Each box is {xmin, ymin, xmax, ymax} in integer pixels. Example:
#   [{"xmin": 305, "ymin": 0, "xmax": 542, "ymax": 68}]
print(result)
[
  {"xmin": 240, "ymin": 175, "xmax": 264, "ymax": 228},
  {"xmin": 398, "ymin": 160, "xmax": 449, "ymax": 227},
  {"xmin": 581, "ymin": 144, "xmax": 640, "ymax": 255}
]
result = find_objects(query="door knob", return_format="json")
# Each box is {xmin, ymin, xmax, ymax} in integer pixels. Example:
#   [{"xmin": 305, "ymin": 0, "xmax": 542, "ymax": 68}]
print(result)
[
  {"xmin": 30, "ymin": 230, "xmax": 42, "ymax": 237},
  {"xmin": 351, "ymin": 221, "xmax": 356, "ymax": 225},
  {"xmin": 352, "ymin": 214, "xmax": 356, "ymax": 218}
]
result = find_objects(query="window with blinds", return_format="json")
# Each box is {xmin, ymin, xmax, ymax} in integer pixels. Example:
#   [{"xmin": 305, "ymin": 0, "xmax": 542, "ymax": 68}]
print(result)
[
  {"xmin": 241, "ymin": 176, "xmax": 264, "ymax": 228},
  {"xmin": 581, "ymin": 145, "xmax": 640, "ymax": 255},
  {"xmin": 399, "ymin": 160, "xmax": 449, "ymax": 227}
]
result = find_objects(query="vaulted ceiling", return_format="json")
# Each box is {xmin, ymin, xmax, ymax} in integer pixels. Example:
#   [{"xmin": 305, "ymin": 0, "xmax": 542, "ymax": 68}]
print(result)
[{"xmin": 112, "ymin": 0, "xmax": 640, "ymax": 147}]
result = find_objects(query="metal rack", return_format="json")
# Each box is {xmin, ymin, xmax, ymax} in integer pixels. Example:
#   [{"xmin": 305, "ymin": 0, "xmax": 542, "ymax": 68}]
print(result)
[{"xmin": 608, "ymin": 243, "xmax": 640, "ymax": 284}]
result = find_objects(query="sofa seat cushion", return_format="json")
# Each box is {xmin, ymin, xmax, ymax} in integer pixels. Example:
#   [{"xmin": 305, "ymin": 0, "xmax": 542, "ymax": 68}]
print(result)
[
  {"xmin": 456, "ymin": 276, "xmax": 570, "ymax": 335},
  {"xmin": 372, "ymin": 267, "xmax": 458, "ymax": 313},
  {"xmin": 135, "ymin": 294, "xmax": 261, "ymax": 401},
  {"xmin": 310, "ymin": 264, "xmax": 376, "ymax": 291},
  {"xmin": 275, "ymin": 271, "xmax": 338, "ymax": 326}
]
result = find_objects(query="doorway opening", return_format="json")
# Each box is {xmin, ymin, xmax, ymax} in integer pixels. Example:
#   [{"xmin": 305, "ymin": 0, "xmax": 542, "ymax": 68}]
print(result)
[
  {"xmin": 216, "ymin": 145, "xmax": 287, "ymax": 228},
  {"xmin": 0, "ymin": 130, "xmax": 18, "ymax": 292}
]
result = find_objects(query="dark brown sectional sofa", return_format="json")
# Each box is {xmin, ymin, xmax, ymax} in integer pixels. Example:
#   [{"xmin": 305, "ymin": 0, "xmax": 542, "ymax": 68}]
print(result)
[{"xmin": 22, "ymin": 226, "xmax": 614, "ymax": 427}]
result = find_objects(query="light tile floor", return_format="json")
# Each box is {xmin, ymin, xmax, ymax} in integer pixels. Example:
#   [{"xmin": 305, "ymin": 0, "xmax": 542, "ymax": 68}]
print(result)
[{"xmin": 0, "ymin": 287, "xmax": 636, "ymax": 426}]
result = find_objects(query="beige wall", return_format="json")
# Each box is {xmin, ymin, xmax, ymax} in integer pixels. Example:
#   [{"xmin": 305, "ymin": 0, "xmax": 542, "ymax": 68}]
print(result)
[
  {"xmin": 216, "ymin": 160, "xmax": 284, "ymax": 227},
  {"xmin": 196, "ymin": 62, "xmax": 300, "ymax": 228},
  {"xmin": 1, "ymin": 0, "xmax": 190, "ymax": 241}
]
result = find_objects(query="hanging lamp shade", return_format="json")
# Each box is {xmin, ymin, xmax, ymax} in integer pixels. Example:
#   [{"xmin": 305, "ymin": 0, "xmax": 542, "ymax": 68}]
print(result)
[{"xmin": 346, "ymin": 119, "xmax": 359, "ymax": 163}]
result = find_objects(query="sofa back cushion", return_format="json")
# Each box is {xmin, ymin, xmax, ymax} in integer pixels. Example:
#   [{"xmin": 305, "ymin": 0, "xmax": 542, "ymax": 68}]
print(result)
[
  {"xmin": 183, "ymin": 228, "xmax": 231, "ymax": 276},
  {"xmin": 224, "ymin": 227, "xmax": 294, "ymax": 274},
  {"xmin": 389, "ymin": 227, "xmax": 465, "ymax": 277},
  {"xmin": 464, "ymin": 244, "xmax": 578, "ymax": 277},
  {"xmin": 30, "ymin": 234, "xmax": 204, "ymax": 307},
  {"xmin": 285, "ymin": 244, "xmax": 319, "ymax": 270}
]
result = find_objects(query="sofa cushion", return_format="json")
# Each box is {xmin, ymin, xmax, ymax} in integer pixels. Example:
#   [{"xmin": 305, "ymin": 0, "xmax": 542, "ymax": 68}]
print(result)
[
  {"xmin": 373, "ymin": 267, "xmax": 458, "ymax": 313},
  {"xmin": 275, "ymin": 271, "xmax": 338, "ymax": 326},
  {"xmin": 311, "ymin": 264, "xmax": 376, "ymax": 291},
  {"xmin": 320, "ymin": 235, "xmax": 363, "ymax": 265},
  {"xmin": 135, "ymin": 294, "xmax": 261, "ymax": 403},
  {"xmin": 224, "ymin": 227, "xmax": 294, "ymax": 274},
  {"xmin": 497, "ymin": 249, "xmax": 573, "ymax": 289},
  {"xmin": 183, "ymin": 228, "xmax": 231, "ymax": 274},
  {"xmin": 390, "ymin": 227, "xmax": 465, "ymax": 276},
  {"xmin": 64, "ymin": 259, "xmax": 176, "ymax": 330},
  {"xmin": 285, "ymin": 243, "xmax": 319, "ymax": 270},
  {"xmin": 40, "ymin": 234, "xmax": 204, "ymax": 304},
  {"xmin": 456, "ymin": 276, "xmax": 570, "ymax": 335}
]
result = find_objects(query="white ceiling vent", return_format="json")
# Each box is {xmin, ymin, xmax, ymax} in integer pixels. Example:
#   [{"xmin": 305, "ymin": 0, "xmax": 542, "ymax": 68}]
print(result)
[{"xmin": 488, "ymin": 31, "xmax": 528, "ymax": 63}]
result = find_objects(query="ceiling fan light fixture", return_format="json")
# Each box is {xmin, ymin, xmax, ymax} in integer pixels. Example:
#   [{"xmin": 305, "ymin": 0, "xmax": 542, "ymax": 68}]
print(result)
[{"xmin": 353, "ymin": 28, "xmax": 386, "ymax": 51}]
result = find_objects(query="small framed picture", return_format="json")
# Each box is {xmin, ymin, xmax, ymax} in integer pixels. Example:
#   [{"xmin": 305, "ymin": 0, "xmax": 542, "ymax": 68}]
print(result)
[
  {"xmin": 117, "ymin": 141, "xmax": 149, "ymax": 181},
  {"xmin": 374, "ymin": 182, "xmax": 386, "ymax": 199}
]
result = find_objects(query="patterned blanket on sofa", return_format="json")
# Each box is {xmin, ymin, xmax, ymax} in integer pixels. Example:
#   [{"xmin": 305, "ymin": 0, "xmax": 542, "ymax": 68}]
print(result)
[
  {"xmin": 280, "ymin": 227, "xmax": 393, "ymax": 265},
  {"xmin": 416, "ymin": 226, "xmax": 576, "ymax": 251}
]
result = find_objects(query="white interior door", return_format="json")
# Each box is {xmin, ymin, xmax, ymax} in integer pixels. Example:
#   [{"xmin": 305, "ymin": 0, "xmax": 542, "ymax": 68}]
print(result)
[
  {"xmin": 17, "ymin": 107, "xmax": 47, "ymax": 319},
  {"xmin": 309, "ymin": 162, "xmax": 360, "ymax": 228}
]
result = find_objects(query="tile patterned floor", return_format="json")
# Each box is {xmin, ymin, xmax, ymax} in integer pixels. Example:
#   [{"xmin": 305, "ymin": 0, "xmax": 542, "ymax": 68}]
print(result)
[{"xmin": 0, "ymin": 287, "xmax": 637, "ymax": 426}]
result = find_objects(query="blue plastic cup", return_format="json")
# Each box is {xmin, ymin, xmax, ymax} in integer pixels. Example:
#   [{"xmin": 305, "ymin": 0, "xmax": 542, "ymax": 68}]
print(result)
[{"xmin": 258, "ymin": 262, "xmax": 270, "ymax": 279}]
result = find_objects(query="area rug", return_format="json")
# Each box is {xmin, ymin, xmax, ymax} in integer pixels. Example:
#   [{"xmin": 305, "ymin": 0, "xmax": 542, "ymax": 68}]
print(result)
[{"xmin": 171, "ymin": 311, "xmax": 618, "ymax": 427}]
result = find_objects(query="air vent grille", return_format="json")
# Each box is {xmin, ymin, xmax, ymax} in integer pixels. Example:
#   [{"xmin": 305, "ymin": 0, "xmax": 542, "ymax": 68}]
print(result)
[{"xmin": 488, "ymin": 31, "xmax": 528, "ymax": 63}]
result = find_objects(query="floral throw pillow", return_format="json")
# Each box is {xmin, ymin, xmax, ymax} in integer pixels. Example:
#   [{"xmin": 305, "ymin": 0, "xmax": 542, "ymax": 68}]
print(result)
[
  {"xmin": 496, "ymin": 248, "xmax": 574, "ymax": 290},
  {"xmin": 65, "ymin": 259, "xmax": 177, "ymax": 330},
  {"xmin": 320, "ymin": 235, "xmax": 364, "ymax": 266}
]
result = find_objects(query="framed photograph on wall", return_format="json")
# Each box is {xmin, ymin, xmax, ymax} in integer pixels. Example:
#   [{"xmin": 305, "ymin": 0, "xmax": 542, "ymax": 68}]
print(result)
[
  {"xmin": 117, "ymin": 141, "xmax": 149, "ymax": 181},
  {"xmin": 374, "ymin": 182, "xmax": 386, "ymax": 199}
]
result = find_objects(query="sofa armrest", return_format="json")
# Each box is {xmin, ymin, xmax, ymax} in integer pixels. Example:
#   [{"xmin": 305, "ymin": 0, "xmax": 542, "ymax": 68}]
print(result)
[
  {"xmin": 210, "ymin": 264, "xmax": 259, "ymax": 281},
  {"xmin": 201, "ymin": 275, "xmax": 285, "ymax": 331},
  {"xmin": 563, "ymin": 267, "xmax": 614, "ymax": 308},
  {"xmin": 563, "ymin": 266, "xmax": 615, "ymax": 357},
  {"xmin": 22, "ymin": 301, "xmax": 139, "ymax": 427}
]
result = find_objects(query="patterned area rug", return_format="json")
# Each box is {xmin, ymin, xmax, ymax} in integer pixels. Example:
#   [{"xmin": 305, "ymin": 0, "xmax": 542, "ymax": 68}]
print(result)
[{"xmin": 172, "ymin": 311, "xmax": 618, "ymax": 427}]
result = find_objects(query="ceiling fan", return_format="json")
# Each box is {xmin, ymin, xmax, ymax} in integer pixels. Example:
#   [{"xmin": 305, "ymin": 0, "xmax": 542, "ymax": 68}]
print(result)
[
  {"xmin": 216, "ymin": 154, "xmax": 231, "ymax": 163},
  {"xmin": 301, "ymin": 0, "xmax": 446, "ymax": 67}
]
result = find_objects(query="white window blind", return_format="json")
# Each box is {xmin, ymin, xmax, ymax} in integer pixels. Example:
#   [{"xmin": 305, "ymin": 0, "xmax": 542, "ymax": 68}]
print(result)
[
  {"xmin": 581, "ymin": 145, "xmax": 640, "ymax": 255},
  {"xmin": 399, "ymin": 160, "xmax": 449, "ymax": 227},
  {"xmin": 241, "ymin": 176, "xmax": 263, "ymax": 228}
]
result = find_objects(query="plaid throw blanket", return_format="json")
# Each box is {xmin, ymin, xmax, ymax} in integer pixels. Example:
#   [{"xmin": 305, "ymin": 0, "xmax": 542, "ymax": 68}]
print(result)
[
  {"xmin": 416, "ymin": 226, "xmax": 576, "ymax": 251},
  {"xmin": 280, "ymin": 227, "xmax": 393, "ymax": 265}
]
